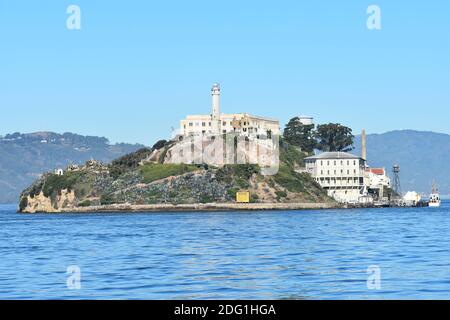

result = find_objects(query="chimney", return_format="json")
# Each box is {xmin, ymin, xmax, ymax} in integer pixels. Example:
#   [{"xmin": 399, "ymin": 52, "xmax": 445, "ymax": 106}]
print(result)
[{"xmin": 361, "ymin": 129, "xmax": 367, "ymax": 161}]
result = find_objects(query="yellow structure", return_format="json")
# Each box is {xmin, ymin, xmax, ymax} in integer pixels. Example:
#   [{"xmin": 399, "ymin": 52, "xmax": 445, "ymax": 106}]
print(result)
[{"xmin": 236, "ymin": 191, "xmax": 250, "ymax": 203}]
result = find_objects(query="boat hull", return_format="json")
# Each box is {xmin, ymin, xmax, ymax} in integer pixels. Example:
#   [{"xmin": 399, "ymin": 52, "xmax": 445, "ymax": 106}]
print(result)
[{"xmin": 429, "ymin": 202, "xmax": 441, "ymax": 208}]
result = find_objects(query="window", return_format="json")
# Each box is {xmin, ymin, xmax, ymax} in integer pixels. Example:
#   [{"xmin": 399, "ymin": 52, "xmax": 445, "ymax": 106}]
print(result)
[
  {"xmin": 202, "ymin": 122, "xmax": 206, "ymax": 127},
  {"xmin": 223, "ymin": 121, "xmax": 226, "ymax": 126},
  {"xmin": 189, "ymin": 122, "xmax": 193, "ymax": 127},
  {"xmin": 209, "ymin": 122, "xmax": 211, "ymax": 126}
]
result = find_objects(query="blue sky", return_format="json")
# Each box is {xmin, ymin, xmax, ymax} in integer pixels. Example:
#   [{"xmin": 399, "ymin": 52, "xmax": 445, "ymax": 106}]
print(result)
[{"xmin": 0, "ymin": 1, "xmax": 449, "ymax": 145}]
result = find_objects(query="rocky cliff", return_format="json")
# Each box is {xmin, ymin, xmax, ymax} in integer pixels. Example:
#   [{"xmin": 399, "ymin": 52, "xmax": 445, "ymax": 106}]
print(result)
[{"xmin": 18, "ymin": 139, "xmax": 333, "ymax": 213}]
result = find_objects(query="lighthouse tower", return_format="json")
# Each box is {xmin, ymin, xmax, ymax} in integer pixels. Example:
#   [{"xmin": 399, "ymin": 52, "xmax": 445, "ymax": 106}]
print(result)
[{"xmin": 211, "ymin": 83, "xmax": 221, "ymax": 134}]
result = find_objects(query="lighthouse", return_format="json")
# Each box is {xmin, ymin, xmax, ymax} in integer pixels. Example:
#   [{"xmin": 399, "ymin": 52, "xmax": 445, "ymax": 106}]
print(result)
[{"xmin": 211, "ymin": 83, "xmax": 221, "ymax": 134}]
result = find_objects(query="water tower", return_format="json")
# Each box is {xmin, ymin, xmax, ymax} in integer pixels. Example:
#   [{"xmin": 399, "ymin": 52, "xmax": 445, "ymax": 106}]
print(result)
[{"xmin": 392, "ymin": 165, "xmax": 402, "ymax": 196}]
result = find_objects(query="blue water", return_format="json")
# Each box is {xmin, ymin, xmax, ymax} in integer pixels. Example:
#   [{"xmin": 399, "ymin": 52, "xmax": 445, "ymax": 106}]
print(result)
[{"xmin": 0, "ymin": 203, "xmax": 449, "ymax": 300}]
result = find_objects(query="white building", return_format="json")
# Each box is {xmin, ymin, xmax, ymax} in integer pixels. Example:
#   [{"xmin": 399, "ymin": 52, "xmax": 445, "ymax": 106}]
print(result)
[
  {"xmin": 297, "ymin": 116, "xmax": 314, "ymax": 126},
  {"xmin": 180, "ymin": 83, "xmax": 280, "ymax": 137},
  {"xmin": 365, "ymin": 168, "xmax": 391, "ymax": 200},
  {"xmin": 305, "ymin": 152, "xmax": 367, "ymax": 203}
]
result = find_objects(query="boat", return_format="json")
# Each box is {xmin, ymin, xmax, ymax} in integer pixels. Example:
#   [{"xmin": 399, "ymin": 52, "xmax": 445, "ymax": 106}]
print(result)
[{"xmin": 429, "ymin": 183, "xmax": 441, "ymax": 207}]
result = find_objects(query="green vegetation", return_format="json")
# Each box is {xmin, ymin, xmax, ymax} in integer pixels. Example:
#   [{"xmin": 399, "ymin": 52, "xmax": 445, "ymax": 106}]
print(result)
[
  {"xmin": 283, "ymin": 117, "xmax": 316, "ymax": 152},
  {"xmin": 275, "ymin": 190, "xmax": 287, "ymax": 199},
  {"xmin": 100, "ymin": 193, "xmax": 114, "ymax": 206},
  {"xmin": 272, "ymin": 164, "xmax": 306, "ymax": 193},
  {"xmin": 250, "ymin": 193, "xmax": 259, "ymax": 203},
  {"xmin": 279, "ymin": 140, "xmax": 306, "ymax": 168},
  {"xmin": 29, "ymin": 180, "xmax": 45, "ymax": 198},
  {"xmin": 140, "ymin": 163, "xmax": 198, "ymax": 183},
  {"xmin": 283, "ymin": 118, "xmax": 354, "ymax": 153},
  {"xmin": 152, "ymin": 139, "xmax": 167, "ymax": 150},
  {"xmin": 78, "ymin": 199, "xmax": 92, "ymax": 207},
  {"xmin": 216, "ymin": 164, "xmax": 260, "ymax": 189},
  {"xmin": 227, "ymin": 187, "xmax": 239, "ymax": 199},
  {"xmin": 200, "ymin": 194, "xmax": 214, "ymax": 203},
  {"xmin": 19, "ymin": 196, "xmax": 28, "ymax": 212},
  {"xmin": 42, "ymin": 172, "xmax": 80, "ymax": 198},
  {"xmin": 110, "ymin": 148, "xmax": 154, "ymax": 179},
  {"xmin": 18, "ymin": 129, "xmax": 333, "ymax": 211},
  {"xmin": 316, "ymin": 123, "xmax": 354, "ymax": 152}
]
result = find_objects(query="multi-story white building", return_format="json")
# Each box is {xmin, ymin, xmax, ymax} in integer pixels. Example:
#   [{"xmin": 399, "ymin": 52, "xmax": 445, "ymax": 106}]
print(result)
[
  {"xmin": 180, "ymin": 84, "xmax": 280, "ymax": 137},
  {"xmin": 305, "ymin": 152, "xmax": 367, "ymax": 203}
]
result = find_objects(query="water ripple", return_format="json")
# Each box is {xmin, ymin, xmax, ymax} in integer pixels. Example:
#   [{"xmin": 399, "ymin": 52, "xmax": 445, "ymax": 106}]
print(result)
[{"xmin": 1, "ymin": 203, "xmax": 450, "ymax": 299}]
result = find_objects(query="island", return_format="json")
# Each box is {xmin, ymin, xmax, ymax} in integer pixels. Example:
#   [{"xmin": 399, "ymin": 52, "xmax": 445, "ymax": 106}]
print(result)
[{"xmin": 18, "ymin": 139, "xmax": 337, "ymax": 213}]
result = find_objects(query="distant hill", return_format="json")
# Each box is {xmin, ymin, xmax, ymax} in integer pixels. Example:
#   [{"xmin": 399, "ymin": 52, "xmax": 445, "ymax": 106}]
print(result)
[
  {"xmin": 354, "ymin": 130, "xmax": 450, "ymax": 195},
  {"xmin": 0, "ymin": 132, "xmax": 144, "ymax": 203}
]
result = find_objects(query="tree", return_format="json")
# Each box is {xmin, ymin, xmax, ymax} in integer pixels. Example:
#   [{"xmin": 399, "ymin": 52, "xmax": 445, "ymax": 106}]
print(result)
[
  {"xmin": 152, "ymin": 139, "xmax": 167, "ymax": 150},
  {"xmin": 315, "ymin": 123, "xmax": 354, "ymax": 152},
  {"xmin": 283, "ymin": 117, "xmax": 316, "ymax": 153}
]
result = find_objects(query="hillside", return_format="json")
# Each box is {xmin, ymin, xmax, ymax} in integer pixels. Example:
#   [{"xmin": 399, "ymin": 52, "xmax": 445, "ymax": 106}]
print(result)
[
  {"xmin": 18, "ymin": 139, "xmax": 332, "ymax": 213},
  {"xmin": 354, "ymin": 130, "xmax": 450, "ymax": 194},
  {"xmin": 0, "ymin": 132, "xmax": 144, "ymax": 203}
]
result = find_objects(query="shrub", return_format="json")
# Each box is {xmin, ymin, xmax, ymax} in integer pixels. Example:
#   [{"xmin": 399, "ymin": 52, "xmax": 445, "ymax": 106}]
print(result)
[
  {"xmin": 78, "ymin": 200, "xmax": 92, "ymax": 207},
  {"xmin": 275, "ymin": 190, "xmax": 288, "ymax": 199},
  {"xmin": 152, "ymin": 140, "xmax": 167, "ymax": 150},
  {"xmin": 279, "ymin": 141, "xmax": 306, "ymax": 168},
  {"xmin": 273, "ymin": 164, "xmax": 305, "ymax": 193},
  {"xmin": 250, "ymin": 193, "xmax": 259, "ymax": 203},
  {"xmin": 200, "ymin": 194, "xmax": 214, "ymax": 203},
  {"xmin": 140, "ymin": 163, "xmax": 198, "ymax": 183},
  {"xmin": 42, "ymin": 173, "xmax": 79, "ymax": 198},
  {"xmin": 100, "ymin": 194, "xmax": 114, "ymax": 205},
  {"xmin": 227, "ymin": 187, "xmax": 239, "ymax": 199},
  {"xmin": 19, "ymin": 196, "xmax": 28, "ymax": 212},
  {"xmin": 110, "ymin": 148, "xmax": 153, "ymax": 179},
  {"xmin": 216, "ymin": 164, "xmax": 260, "ymax": 184}
]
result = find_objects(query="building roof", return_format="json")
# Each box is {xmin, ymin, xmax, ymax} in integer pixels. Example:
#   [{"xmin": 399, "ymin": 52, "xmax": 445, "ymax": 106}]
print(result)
[
  {"xmin": 367, "ymin": 168, "xmax": 385, "ymax": 175},
  {"xmin": 305, "ymin": 152, "xmax": 362, "ymax": 160},
  {"xmin": 183, "ymin": 113, "xmax": 279, "ymax": 123}
]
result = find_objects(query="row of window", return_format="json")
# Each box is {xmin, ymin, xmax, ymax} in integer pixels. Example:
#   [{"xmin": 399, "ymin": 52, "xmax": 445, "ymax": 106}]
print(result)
[
  {"xmin": 186, "ymin": 121, "xmax": 261, "ymax": 128},
  {"xmin": 319, "ymin": 160, "xmax": 358, "ymax": 166},
  {"xmin": 318, "ymin": 177, "xmax": 361, "ymax": 181},
  {"xmin": 320, "ymin": 169, "xmax": 359, "ymax": 175}
]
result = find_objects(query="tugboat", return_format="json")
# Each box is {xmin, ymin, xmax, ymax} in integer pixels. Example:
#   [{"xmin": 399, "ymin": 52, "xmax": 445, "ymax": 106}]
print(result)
[{"xmin": 429, "ymin": 183, "xmax": 441, "ymax": 207}]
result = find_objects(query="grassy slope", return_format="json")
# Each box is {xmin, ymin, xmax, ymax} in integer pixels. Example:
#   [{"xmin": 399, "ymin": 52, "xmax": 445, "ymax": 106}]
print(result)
[{"xmin": 140, "ymin": 163, "xmax": 198, "ymax": 183}]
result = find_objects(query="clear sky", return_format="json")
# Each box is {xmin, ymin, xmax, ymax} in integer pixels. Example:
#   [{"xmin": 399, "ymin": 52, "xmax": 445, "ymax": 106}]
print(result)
[{"xmin": 1, "ymin": 1, "xmax": 449, "ymax": 145}]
